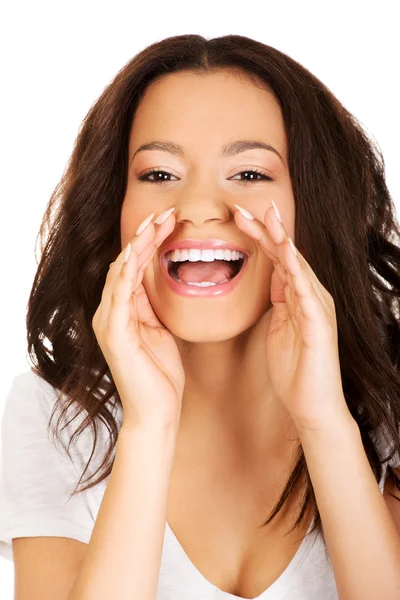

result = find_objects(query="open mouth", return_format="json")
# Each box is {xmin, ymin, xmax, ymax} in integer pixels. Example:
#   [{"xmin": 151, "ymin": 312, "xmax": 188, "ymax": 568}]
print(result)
[{"xmin": 162, "ymin": 250, "xmax": 248, "ymax": 287}]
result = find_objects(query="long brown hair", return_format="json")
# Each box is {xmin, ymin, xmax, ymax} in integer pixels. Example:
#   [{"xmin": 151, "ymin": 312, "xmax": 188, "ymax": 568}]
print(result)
[{"xmin": 26, "ymin": 34, "xmax": 400, "ymax": 550}]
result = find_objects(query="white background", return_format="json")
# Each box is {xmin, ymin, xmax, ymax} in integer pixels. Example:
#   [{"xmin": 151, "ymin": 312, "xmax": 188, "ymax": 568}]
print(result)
[{"xmin": 1, "ymin": 0, "xmax": 399, "ymax": 597}]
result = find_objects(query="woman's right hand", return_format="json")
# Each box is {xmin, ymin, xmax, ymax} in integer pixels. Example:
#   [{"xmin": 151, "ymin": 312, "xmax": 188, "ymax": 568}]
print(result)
[{"xmin": 92, "ymin": 209, "xmax": 185, "ymax": 430}]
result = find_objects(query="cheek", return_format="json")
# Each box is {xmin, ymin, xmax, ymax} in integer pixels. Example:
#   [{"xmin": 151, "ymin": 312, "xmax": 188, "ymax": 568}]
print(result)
[
  {"xmin": 120, "ymin": 199, "xmax": 150, "ymax": 246},
  {"xmin": 244, "ymin": 193, "xmax": 294, "ymax": 233},
  {"xmin": 120, "ymin": 200, "xmax": 133, "ymax": 239},
  {"xmin": 120, "ymin": 192, "xmax": 172, "ymax": 245}
]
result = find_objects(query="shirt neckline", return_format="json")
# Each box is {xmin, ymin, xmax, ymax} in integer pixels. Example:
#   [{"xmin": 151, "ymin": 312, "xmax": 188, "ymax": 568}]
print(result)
[{"xmin": 165, "ymin": 516, "xmax": 315, "ymax": 599}]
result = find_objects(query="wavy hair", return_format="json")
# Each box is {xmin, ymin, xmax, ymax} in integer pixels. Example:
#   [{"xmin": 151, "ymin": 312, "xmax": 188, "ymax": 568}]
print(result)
[{"xmin": 26, "ymin": 34, "xmax": 400, "ymax": 550}]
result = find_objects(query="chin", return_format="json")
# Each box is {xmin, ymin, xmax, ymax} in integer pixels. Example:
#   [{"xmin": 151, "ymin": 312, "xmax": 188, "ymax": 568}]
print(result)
[
  {"xmin": 166, "ymin": 323, "xmax": 247, "ymax": 344},
  {"xmin": 153, "ymin": 301, "xmax": 267, "ymax": 344},
  {"xmin": 142, "ymin": 269, "xmax": 272, "ymax": 343}
]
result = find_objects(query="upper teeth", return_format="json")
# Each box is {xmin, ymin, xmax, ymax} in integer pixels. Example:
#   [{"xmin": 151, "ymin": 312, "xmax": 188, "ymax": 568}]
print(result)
[{"xmin": 166, "ymin": 249, "xmax": 245, "ymax": 262}]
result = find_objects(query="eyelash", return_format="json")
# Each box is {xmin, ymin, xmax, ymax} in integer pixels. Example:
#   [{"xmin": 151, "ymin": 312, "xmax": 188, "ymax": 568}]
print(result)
[{"xmin": 137, "ymin": 168, "xmax": 273, "ymax": 186}]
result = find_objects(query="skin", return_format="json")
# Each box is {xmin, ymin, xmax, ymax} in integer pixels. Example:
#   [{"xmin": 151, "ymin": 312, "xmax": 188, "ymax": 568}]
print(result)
[
  {"xmin": 121, "ymin": 69, "xmax": 300, "ymax": 475},
  {"xmin": 117, "ymin": 71, "xmax": 400, "ymax": 598}
]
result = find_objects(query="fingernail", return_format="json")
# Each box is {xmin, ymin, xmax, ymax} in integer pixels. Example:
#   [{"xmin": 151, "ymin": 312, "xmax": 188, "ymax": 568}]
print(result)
[
  {"xmin": 154, "ymin": 206, "xmax": 175, "ymax": 225},
  {"xmin": 271, "ymin": 198, "xmax": 283, "ymax": 224},
  {"xmin": 234, "ymin": 204, "xmax": 254, "ymax": 220},
  {"xmin": 288, "ymin": 237, "xmax": 297, "ymax": 256},
  {"xmin": 123, "ymin": 242, "xmax": 131, "ymax": 263},
  {"xmin": 135, "ymin": 212, "xmax": 155, "ymax": 235}
]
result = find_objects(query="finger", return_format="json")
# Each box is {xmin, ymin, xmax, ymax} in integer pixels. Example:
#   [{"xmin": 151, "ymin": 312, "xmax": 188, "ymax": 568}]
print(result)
[
  {"xmin": 234, "ymin": 202, "xmax": 333, "ymax": 314},
  {"xmin": 96, "ymin": 210, "xmax": 175, "ymax": 329},
  {"xmin": 280, "ymin": 239, "xmax": 324, "ymax": 323},
  {"xmin": 265, "ymin": 203, "xmax": 332, "ymax": 307},
  {"xmin": 132, "ymin": 215, "xmax": 177, "ymax": 291},
  {"xmin": 234, "ymin": 206, "xmax": 277, "ymax": 259},
  {"xmin": 95, "ymin": 221, "xmax": 156, "ymax": 329},
  {"xmin": 106, "ymin": 213, "xmax": 175, "ymax": 341},
  {"xmin": 270, "ymin": 254, "xmax": 289, "ymax": 285},
  {"xmin": 107, "ymin": 241, "xmax": 150, "ymax": 351},
  {"xmin": 132, "ymin": 235, "xmax": 166, "ymax": 295},
  {"xmin": 234, "ymin": 206, "xmax": 288, "ymax": 284}
]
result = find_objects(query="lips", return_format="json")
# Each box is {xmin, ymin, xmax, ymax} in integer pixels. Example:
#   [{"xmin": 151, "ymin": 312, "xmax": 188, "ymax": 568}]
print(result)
[
  {"xmin": 159, "ymin": 246, "xmax": 249, "ymax": 297},
  {"xmin": 160, "ymin": 238, "xmax": 249, "ymax": 282},
  {"xmin": 157, "ymin": 237, "xmax": 251, "ymax": 297}
]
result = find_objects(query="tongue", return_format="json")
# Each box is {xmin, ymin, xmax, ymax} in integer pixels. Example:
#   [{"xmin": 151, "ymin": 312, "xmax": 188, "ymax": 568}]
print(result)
[{"xmin": 176, "ymin": 260, "xmax": 236, "ymax": 284}]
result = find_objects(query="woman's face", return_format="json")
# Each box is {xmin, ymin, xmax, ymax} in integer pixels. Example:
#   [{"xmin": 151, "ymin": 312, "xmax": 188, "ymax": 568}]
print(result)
[{"xmin": 121, "ymin": 69, "xmax": 295, "ymax": 342}]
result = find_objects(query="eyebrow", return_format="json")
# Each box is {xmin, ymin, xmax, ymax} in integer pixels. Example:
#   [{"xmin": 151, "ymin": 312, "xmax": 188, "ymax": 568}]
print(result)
[{"xmin": 131, "ymin": 139, "xmax": 283, "ymax": 164}]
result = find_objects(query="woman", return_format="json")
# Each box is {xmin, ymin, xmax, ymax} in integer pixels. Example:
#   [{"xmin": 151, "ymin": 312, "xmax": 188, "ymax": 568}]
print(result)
[{"xmin": 1, "ymin": 34, "xmax": 400, "ymax": 600}]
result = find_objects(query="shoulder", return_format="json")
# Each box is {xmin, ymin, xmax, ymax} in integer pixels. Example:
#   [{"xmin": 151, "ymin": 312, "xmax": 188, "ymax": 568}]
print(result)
[
  {"xmin": 0, "ymin": 368, "xmax": 113, "ymax": 513},
  {"xmin": 1, "ymin": 370, "xmax": 57, "ymax": 443},
  {"xmin": 1, "ymin": 369, "xmax": 116, "ymax": 480},
  {"xmin": 1, "ymin": 370, "xmax": 72, "ymax": 477},
  {"xmin": 2, "ymin": 369, "xmax": 59, "ymax": 421}
]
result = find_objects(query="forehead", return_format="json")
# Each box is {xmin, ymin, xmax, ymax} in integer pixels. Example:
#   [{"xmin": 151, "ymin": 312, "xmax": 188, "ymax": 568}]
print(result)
[{"xmin": 129, "ymin": 70, "xmax": 286, "ymax": 157}]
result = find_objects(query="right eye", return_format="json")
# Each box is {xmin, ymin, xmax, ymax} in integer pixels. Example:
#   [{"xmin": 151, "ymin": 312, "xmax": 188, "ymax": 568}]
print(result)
[{"xmin": 137, "ymin": 169, "xmax": 179, "ymax": 185}]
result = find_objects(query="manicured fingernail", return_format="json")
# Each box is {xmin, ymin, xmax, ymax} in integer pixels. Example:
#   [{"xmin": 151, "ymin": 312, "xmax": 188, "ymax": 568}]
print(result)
[
  {"xmin": 135, "ymin": 212, "xmax": 155, "ymax": 235},
  {"xmin": 288, "ymin": 237, "xmax": 297, "ymax": 256},
  {"xmin": 123, "ymin": 242, "xmax": 131, "ymax": 263},
  {"xmin": 271, "ymin": 198, "xmax": 283, "ymax": 223},
  {"xmin": 154, "ymin": 206, "xmax": 175, "ymax": 225},
  {"xmin": 234, "ymin": 204, "xmax": 254, "ymax": 220}
]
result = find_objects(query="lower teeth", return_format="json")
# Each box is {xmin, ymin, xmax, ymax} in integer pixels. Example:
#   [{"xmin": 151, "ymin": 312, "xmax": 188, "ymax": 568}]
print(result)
[{"xmin": 178, "ymin": 278, "xmax": 230, "ymax": 287}]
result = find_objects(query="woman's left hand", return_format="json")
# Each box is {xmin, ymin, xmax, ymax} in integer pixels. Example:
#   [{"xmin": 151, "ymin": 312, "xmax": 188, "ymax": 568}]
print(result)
[{"xmin": 234, "ymin": 200, "xmax": 353, "ymax": 433}]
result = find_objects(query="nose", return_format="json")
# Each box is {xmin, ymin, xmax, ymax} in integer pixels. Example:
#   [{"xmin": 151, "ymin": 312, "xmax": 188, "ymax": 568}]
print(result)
[{"xmin": 173, "ymin": 190, "xmax": 232, "ymax": 228}]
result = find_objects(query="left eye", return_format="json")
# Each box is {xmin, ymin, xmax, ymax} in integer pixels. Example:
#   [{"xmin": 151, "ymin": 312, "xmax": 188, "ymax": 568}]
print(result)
[
  {"xmin": 231, "ymin": 169, "xmax": 273, "ymax": 184},
  {"xmin": 137, "ymin": 168, "xmax": 273, "ymax": 185}
]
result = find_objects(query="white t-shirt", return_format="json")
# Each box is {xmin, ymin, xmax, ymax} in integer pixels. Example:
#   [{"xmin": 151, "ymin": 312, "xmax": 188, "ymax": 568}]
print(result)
[{"xmin": 0, "ymin": 370, "xmax": 397, "ymax": 600}]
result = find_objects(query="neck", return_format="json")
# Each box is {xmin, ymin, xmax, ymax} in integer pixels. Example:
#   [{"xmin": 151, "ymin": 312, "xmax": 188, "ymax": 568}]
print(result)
[{"xmin": 173, "ymin": 309, "xmax": 299, "ymax": 466}]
